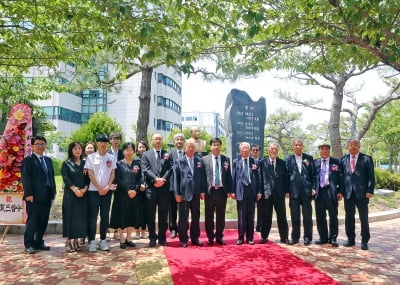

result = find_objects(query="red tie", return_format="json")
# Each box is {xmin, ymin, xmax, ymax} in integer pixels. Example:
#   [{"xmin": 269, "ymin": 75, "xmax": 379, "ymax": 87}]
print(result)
[{"xmin": 350, "ymin": 156, "xmax": 356, "ymax": 173}]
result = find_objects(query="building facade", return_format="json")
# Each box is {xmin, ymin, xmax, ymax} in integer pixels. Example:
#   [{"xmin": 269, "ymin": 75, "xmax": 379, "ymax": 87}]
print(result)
[
  {"xmin": 181, "ymin": 111, "xmax": 225, "ymax": 138},
  {"xmin": 32, "ymin": 64, "xmax": 182, "ymax": 156}
]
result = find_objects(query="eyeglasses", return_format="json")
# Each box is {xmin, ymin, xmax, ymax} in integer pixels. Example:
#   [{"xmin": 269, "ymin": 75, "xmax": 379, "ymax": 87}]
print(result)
[
  {"xmin": 252, "ymin": 149, "xmax": 259, "ymax": 152},
  {"xmin": 34, "ymin": 143, "xmax": 46, "ymax": 146}
]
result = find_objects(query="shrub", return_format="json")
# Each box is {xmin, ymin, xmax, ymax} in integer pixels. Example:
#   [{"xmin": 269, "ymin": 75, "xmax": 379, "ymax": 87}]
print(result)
[
  {"xmin": 375, "ymin": 168, "xmax": 400, "ymax": 191},
  {"xmin": 51, "ymin": 158, "xmax": 63, "ymax": 176}
]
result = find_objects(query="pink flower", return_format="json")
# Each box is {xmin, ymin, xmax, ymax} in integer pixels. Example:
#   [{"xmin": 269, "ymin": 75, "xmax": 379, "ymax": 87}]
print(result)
[
  {"xmin": 251, "ymin": 164, "xmax": 258, "ymax": 170},
  {"xmin": 223, "ymin": 162, "xmax": 230, "ymax": 169},
  {"xmin": 196, "ymin": 162, "xmax": 202, "ymax": 168},
  {"xmin": 106, "ymin": 160, "xmax": 112, "ymax": 167},
  {"xmin": 302, "ymin": 159, "xmax": 309, "ymax": 166},
  {"xmin": 163, "ymin": 153, "xmax": 169, "ymax": 160},
  {"xmin": 331, "ymin": 164, "xmax": 339, "ymax": 171},
  {"xmin": 133, "ymin": 165, "xmax": 140, "ymax": 173}
]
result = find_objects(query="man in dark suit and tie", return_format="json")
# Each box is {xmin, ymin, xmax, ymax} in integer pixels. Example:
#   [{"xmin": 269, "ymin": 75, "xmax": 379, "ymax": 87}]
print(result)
[
  {"xmin": 231, "ymin": 142, "xmax": 262, "ymax": 245},
  {"xmin": 21, "ymin": 136, "xmax": 56, "ymax": 254},
  {"xmin": 203, "ymin": 137, "xmax": 233, "ymax": 245},
  {"xmin": 314, "ymin": 143, "xmax": 343, "ymax": 247},
  {"xmin": 141, "ymin": 133, "xmax": 173, "ymax": 247},
  {"xmin": 340, "ymin": 138, "xmax": 375, "ymax": 250},
  {"xmin": 174, "ymin": 139, "xmax": 207, "ymax": 247},
  {"xmin": 167, "ymin": 133, "xmax": 185, "ymax": 239},
  {"xmin": 259, "ymin": 142, "xmax": 290, "ymax": 244},
  {"xmin": 285, "ymin": 138, "xmax": 316, "ymax": 246},
  {"xmin": 251, "ymin": 144, "xmax": 263, "ymax": 232}
]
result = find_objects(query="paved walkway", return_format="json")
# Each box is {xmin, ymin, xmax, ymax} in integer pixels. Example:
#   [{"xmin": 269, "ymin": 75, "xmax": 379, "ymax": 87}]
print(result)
[{"xmin": 1, "ymin": 218, "xmax": 399, "ymax": 285}]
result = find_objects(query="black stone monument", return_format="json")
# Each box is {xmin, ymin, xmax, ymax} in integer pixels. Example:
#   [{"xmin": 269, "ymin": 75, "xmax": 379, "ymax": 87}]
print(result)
[{"xmin": 224, "ymin": 89, "xmax": 266, "ymax": 160}]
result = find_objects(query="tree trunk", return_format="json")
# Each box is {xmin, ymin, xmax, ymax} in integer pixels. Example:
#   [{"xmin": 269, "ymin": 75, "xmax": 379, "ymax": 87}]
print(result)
[
  {"xmin": 330, "ymin": 85, "xmax": 344, "ymax": 158},
  {"xmin": 136, "ymin": 67, "xmax": 153, "ymax": 145}
]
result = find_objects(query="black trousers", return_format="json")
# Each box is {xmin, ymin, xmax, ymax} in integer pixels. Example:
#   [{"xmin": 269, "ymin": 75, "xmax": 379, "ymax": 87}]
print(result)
[
  {"xmin": 344, "ymin": 192, "xmax": 370, "ymax": 243},
  {"xmin": 237, "ymin": 185, "xmax": 256, "ymax": 241},
  {"xmin": 261, "ymin": 191, "xmax": 289, "ymax": 240},
  {"xmin": 87, "ymin": 191, "xmax": 112, "ymax": 241},
  {"xmin": 289, "ymin": 191, "xmax": 313, "ymax": 241},
  {"xmin": 315, "ymin": 188, "xmax": 338, "ymax": 242},
  {"xmin": 147, "ymin": 186, "xmax": 169, "ymax": 242},
  {"xmin": 178, "ymin": 195, "xmax": 201, "ymax": 243},
  {"xmin": 24, "ymin": 199, "xmax": 51, "ymax": 248},
  {"xmin": 205, "ymin": 187, "xmax": 227, "ymax": 241},
  {"xmin": 168, "ymin": 190, "xmax": 178, "ymax": 232}
]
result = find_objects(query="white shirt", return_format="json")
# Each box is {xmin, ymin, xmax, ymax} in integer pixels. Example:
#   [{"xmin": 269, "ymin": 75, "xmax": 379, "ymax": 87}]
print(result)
[
  {"xmin": 295, "ymin": 154, "xmax": 303, "ymax": 174},
  {"xmin": 85, "ymin": 152, "xmax": 117, "ymax": 191}
]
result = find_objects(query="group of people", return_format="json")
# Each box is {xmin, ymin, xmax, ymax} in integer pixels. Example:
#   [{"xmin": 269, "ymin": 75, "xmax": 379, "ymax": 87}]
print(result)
[{"xmin": 21, "ymin": 130, "xmax": 375, "ymax": 254}]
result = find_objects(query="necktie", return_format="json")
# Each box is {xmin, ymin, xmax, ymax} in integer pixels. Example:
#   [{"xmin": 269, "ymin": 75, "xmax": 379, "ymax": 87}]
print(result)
[
  {"xmin": 156, "ymin": 150, "xmax": 161, "ymax": 170},
  {"xmin": 271, "ymin": 160, "xmax": 275, "ymax": 171},
  {"xmin": 350, "ymin": 155, "xmax": 356, "ymax": 173},
  {"xmin": 320, "ymin": 159, "xmax": 327, "ymax": 187},
  {"xmin": 40, "ymin": 156, "xmax": 50, "ymax": 186},
  {"xmin": 214, "ymin": 156, "xmax": 221, "ymax": 186},
  {"xmin": 189, "ymin": 158, "xmax": 194, "ymax": 174},
  {"xmin": 243, "ymin": 158, "xmax": 249, "ymax": 185},
  {"xmin": 178, "ymin": 150, "xmax": 182, "ymax": 158}
]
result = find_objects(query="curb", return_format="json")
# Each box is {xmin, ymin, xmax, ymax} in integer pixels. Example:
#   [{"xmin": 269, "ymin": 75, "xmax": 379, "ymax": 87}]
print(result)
[{"xmin": 2, "ymin": 209, "xmax": 400, "ymax": 234}]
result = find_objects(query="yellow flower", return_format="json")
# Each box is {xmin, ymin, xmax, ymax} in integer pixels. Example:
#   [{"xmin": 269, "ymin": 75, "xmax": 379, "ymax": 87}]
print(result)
[
  {"xmin": 13, "ymin": 109, "xmax": 25, "ymax": 121},
  {"xmin": 15, "ymin": 172, "xmax": 21, "ymax": 178},
  {"xmin": 12, "ymin": 146, "xmax": 19, "ymax": 151}
]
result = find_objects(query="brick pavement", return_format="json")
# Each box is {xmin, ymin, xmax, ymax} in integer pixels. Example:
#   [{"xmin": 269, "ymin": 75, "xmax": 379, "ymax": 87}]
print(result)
[{"xmin": 0, "ymin": 218, "xmax": 399, "ymax": 285}]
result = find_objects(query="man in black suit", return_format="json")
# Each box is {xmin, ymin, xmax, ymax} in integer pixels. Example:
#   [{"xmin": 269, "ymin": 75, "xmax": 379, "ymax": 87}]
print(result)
[
  {"xmin": 259, "ymin": 142, "xmax": 290, "ymax": 244},
  {"xmin": 174, "ymin": 139, "xmax": 207, "ymax": 247},
  {"xmin": 285, "ymin": 138, "xmax": 316, "ymax": 246},
  {"xmin": 203, "ymin": 137, "xmax": 233, "ymax": 245},
  {"xmin": 340, "ymin": 138, "xmax": 375, "ymax": 250},
  {"xmin": 314, "ymin": 143, "xmax": 343, "ymax": 247},
  {"xmin": 251, "ymin": 144, "xmax": 263, "ymax": 232},
  {"xmin": 231, "ymin": 142, "xmax": 262, "ymax": 245},
  {"xmin": 167, "ymin": 133, "xmax": 185, "ymax": 239},
  {"xmin": 141, "ymin": 133, "xmax": 173, "ymax": 247},
  {"xmin": 21, "ymin": 136, "xmax": 56, "ymax": 254}
]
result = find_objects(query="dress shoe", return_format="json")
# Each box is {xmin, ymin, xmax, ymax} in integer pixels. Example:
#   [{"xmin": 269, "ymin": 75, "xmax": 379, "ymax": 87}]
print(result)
[
  {"xmin": 158, "ymin": 240, "xmax": 168, "ymax": 246},
  {"xmin": 343, "ymin": 240, "xmax": 355, "ymax": 247},
  {"xmin": 25, "ymin": 247, "xmax": 36, "ymax": 254},
  {"xmin": 35, "ymin": 244, "xmax": 50, "ymax": 251},
  {"xmin": 216, "ymin": 239, "xmax": 226, "ymax": 245},
  {"xmin": 288, "ymin": 239, "xmax": 299, "ymax": 245},
  {"xmin": 125, "ymin": 240, "xmax": 136, "ymax": 247},
  {"xmin": 207, "ymin": 240, "xmax": 214, "ymax": 245},
  {"xmin": 330, "ymin": 239, "xmax": 339, "ymax": 247},
  {"xmin": 181, "ymin": 242, "xmax": 188, "ymax": 248},
  {"xmin": 280, "ymin": 238, "xmax": 290, "ymax": 244},
  {"xmin": 304, "ymin": 238, "xmax": 311, "ymax": 246},
  {"xmin": 260, "ymin": 238, "xmax": 268, "ymax": 244},
  {"xmin": 236, "ymin": 239, "xmax": 243, "ymax": 245},
  {"xmin": 315, "ymin": 239, "xmax": 329, "ymax": 245},
  {"xmin": 149, "ymin": 239, "xmax": 157, "ymax": 247},
  {"xmin": 361, "ymin": 242, "xmax": 369, "ymax": 250},
  {"xmin": 191, "ymin": 240, "xmax": 203, "ymax": 246},
  {"xmin": 247, "ymin": 240, "xmax": 255, "ymax": 245},
  {"xmin": 170, "ymin": 230, "xmax": 177, "ymax": 239},
  {"xmin": 120, "ymin": 243, "xmax": 127, "ymax": 249}
]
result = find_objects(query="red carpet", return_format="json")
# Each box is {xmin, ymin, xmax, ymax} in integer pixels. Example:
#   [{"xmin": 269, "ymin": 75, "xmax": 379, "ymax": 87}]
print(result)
[{"xmin": 164, "ymin": 229, "xmax": 338, "ymax": 285}]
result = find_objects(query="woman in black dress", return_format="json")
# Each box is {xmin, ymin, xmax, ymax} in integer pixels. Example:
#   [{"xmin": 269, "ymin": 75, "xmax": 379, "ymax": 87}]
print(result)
[
  {"xmin": 134, "ymin": 140, "xmax": 149, "ymax": 239},
  {"xmin": 110, "ymin": 142, "xmax": 142, "ymax": 249},
  {"xmin": 61, "ymin": 141, "xmax": 90, "ymax": 252}
]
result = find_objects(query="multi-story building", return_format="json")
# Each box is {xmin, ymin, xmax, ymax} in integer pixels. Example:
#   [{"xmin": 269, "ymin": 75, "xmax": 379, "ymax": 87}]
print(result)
[
  {"xmin": 31, "ymin": 64, "xmax": 182, "ymax": 156},
  {"xmin": 181, "ymin": 111, "xmax": 225, "ymax": 138}
]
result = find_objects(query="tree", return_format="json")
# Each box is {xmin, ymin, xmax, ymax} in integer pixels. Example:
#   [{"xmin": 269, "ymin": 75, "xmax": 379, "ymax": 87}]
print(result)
[{"xmin": 70, "ymin": 112, "xmax": 123, "ymax": 144}]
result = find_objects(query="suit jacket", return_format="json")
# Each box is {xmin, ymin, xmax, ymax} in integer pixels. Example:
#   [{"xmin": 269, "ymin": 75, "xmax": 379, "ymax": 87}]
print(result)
[
  {"xmin": 285, "ymin": 153, "xmax": 316, "ymax": 198},
  {"xmin": 174, "ymin": 156, "xmax": 207, "ymax": 201},
  {"xmin": 141, "ymin": 149, "xmax": 173, "ymax": 189},
  {"xmin": 21, "ymin": 154, "xmax": 57, "ymax": 201},
  {"xmin": 202, "ymin": 154, "xmax": 233, "ymax": 195},
  {"xmin": 340, "ymin": 153, "xmax": 375, "ymax": 199},
  {"xmin": 232, "ymin": 156, "xmax": 260, "ymax": 201},
  {"xmin": 314, "ymin": 157, "xmax": 343, "ymax": 200},
  {"xmin": 259, "ymin": 157, "xmax": 289, "ymax": 199},
  {"xmin": 168, "ymin": 148, "xmax": 184, "ymax": 191},
  {"xmin": 107, "ymin": 148, "xmax": 124, "ymax": 161}
]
